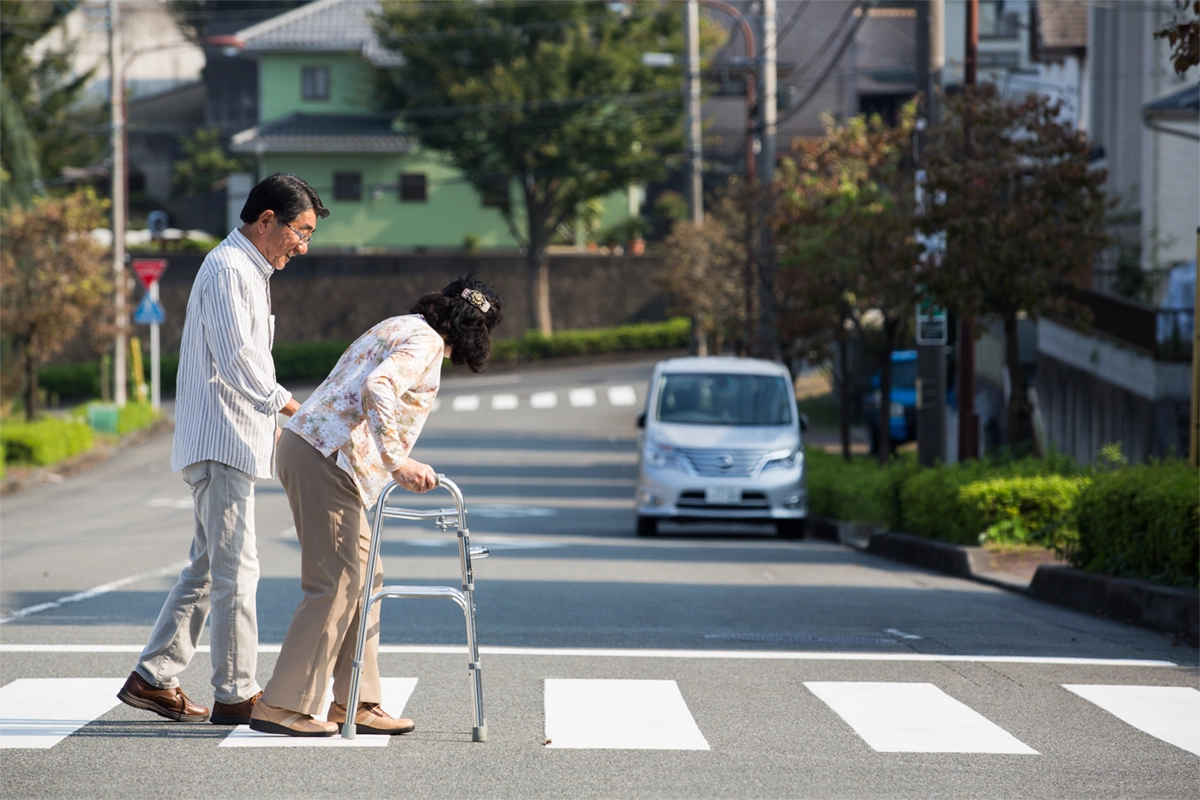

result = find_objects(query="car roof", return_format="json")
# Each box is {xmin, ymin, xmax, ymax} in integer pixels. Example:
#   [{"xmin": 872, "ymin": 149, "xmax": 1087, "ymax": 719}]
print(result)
[{"xmin": 655, "ymin": 356, "xmax": 790, "ymax": 377}]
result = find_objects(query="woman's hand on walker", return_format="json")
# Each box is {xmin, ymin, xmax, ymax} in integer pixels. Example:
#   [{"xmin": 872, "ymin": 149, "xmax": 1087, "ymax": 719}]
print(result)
[{"xmin": 392, "ymin": 459, "xmax": 438, "ymax": 493}]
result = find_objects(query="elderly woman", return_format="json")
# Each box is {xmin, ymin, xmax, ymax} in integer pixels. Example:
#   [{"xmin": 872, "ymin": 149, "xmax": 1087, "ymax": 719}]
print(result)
[{"xmin": 249, "ymin": 276, "xmax": 502, "ymax": 737}]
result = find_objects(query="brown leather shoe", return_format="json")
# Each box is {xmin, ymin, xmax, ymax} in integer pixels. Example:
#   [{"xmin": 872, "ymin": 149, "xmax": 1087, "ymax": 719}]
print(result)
[
  {"xmin": 248, "ymin": 700, "xmax": 337, "ymax": 737},
  {"xmin": 327, "ymin": 701, "xmax": 415, "ymax": 735},
  {"xmin": 210, "ymin": 690, "xmax": 263, "ymax": 725},
  {"xmin": 116, "ymin": 671, "xmax": 209, "ymax": 722}
]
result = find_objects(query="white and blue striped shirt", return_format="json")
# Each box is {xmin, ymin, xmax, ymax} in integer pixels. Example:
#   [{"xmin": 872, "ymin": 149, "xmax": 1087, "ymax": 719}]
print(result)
[{"xmin": 170, "ymin": 229, "xmax": 292, "ymax": 479}]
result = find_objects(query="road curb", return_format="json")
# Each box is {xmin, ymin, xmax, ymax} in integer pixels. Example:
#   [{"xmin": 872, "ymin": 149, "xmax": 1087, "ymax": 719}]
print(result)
[
  {"xmin": 809, "ymin": 516, "xmax": 1199, "ymax": 639},
  {"xmin": 1029, "ymin": 565, "xmax": 1199, "ymax": 640}
]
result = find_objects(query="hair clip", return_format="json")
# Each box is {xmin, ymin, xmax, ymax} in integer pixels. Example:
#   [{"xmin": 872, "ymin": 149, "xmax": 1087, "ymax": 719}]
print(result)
[{"xmin": 461, "ymin": 288, "xmax": 491, "ymax": 313}]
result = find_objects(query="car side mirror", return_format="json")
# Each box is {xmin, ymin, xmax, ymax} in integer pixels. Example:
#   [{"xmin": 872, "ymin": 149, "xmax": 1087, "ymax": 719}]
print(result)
[
  {"xmin": 798, "ymin": 413, "xmax": 809, "ymax": 433},
  {"xmin": 636, "ymin": 411, "xmax": 646, "ymax": 428}
]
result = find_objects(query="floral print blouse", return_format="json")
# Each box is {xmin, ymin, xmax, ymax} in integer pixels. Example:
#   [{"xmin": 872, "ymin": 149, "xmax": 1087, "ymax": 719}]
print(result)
[{"xmin": 286, "ymin": 315, "xmax": 443, "ymax": 508}]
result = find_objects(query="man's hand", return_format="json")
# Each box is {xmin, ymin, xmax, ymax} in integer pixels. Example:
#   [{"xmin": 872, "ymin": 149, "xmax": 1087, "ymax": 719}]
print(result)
[{"xmin": 391, "ymin": 459, "xmax": 437, "ymax": 493}]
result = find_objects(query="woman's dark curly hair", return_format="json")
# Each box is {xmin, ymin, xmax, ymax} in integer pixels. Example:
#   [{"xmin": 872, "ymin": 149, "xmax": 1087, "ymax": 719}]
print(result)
[{"xmin": 410, "ymin": 275, "xmax": 503, "ymax": 373}]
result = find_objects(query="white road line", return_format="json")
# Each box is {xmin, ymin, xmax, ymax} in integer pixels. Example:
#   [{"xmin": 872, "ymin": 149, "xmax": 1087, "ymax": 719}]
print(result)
[
  {"xmin": 0, "ymin": 560, "xmax": 191, "ymax": 625},
  {"xmin": 0, "ymin": 644, "xmax": 1178, "ymax": 667},
  {"xmin": 568, "ymin": 387, "xmax": 597, "ymax": 407},
  {"xmin": 491, "ymin": 394, "xmax": 519, "ymax": 410},
  {"xmin": 530, "ymin": 391, "xmax": 557, "ymax": 409},
  {"xmin": 0, "ymin": 678, "xmax": 125, "ymax": 749},
  {"xmin": 545, "ymin": 679, "xmax": 709, "ymax": 750},
  {"xmin": 451, "ymin": 395, "xmax": 480, "ymax": 411},
  {"xmin": 805, "ymin": 682, "xmax": 1038, "ymax": 754},
  {"xmin": 220, "ymin": 677, "xmax": 417, "ymax": 748},
  {"xmin": 1063, "ymin": 684, "xmax": 1200, "ymax": 756},
  {"xmin": 148, "ymin": 498, "xmax": 193, "ymax": 509},
  {"xmin": 432, "ymin": 399, "xmax": 441, "ymax": 412},
  {"xmin": 885, "ymin": 628, "xmax": 922, "ymax": 640},
  {"xmin": 607, "ymin": 385, "xmax": 637, "ymax": 406}
]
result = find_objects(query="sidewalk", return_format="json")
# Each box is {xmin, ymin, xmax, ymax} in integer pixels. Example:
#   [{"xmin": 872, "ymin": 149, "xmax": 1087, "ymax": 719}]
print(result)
[{"xmin": 809, "ymin": 516, "xmax": 1200, "ymax": 644}]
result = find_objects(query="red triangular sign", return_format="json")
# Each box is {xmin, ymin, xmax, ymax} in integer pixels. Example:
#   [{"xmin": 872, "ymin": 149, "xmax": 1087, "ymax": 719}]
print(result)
[{"xmin": 131, "ymin": 258, "xmax": 167, "ymax": 289}]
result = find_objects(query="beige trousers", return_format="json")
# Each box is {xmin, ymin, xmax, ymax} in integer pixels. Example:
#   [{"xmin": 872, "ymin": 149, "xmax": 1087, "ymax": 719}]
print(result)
[{"xmin": 262, "ymin": 430, "xmax": 383, "ymax": 715}]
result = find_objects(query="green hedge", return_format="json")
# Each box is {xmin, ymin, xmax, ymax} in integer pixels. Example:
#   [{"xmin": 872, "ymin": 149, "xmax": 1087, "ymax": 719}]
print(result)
[
  {"xmin": 959, "ymin": 474, "xmax": 1090, "ymax": 553},
  {"xmin": 117, "ymin": 402, "xmax": 161, "ymax": 434},
  {"xmin": 40, "ymin": 318, "xmax": 690, "ymax": 399},
  {"xmin": 1071, "ymin": 462, "xmax": 1199, "ymax": 587},
  {"xmin": 0, "ymin": 418, "xmax": 94, "ymax": 466},
  {"xmin": 805, "ymin": 449, "xmax": 914, "ymax": 525}
]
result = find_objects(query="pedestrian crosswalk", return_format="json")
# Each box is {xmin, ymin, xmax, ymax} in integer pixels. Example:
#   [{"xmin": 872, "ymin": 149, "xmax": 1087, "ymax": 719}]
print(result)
[
  {"xmin": 2, "ymin": 676, "xmax": 1197, "ymax": 755},
  {"xmin": 433, "ymin": 384, "xmax": 639, "ymax": 413}
]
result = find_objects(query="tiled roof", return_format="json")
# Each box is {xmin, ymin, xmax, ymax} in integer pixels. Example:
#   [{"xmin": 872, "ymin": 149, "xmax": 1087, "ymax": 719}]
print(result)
[
  {"xmin": 236, "ymin": 0, "xmax": 402, "ymax": 66},
  {"xmin": 230, "ymin": 112, "xmax": 413, "ymax": 153},
  {"xmin": 1144, "ymin": 84, "xmax": 1200, "ymax": 117},
  {"xmin": 1036, "ymin": 0, "xmax": 1087, "ymax": 54}
]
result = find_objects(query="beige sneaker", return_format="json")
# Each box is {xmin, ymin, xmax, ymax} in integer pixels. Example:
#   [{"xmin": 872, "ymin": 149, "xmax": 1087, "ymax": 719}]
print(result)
[
  {"xmin": 327, "ymin": 701, "xmax": 416, "ymax": 735},
  {"xmin": 248, "ymin": 699, "xmax": 337, "ymax": 737}
]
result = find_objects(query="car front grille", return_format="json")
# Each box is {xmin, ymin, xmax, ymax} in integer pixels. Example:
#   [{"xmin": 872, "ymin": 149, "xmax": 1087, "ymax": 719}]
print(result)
[
  {"xmin": 678, "ymin": 490, "xmax": 770, "ymax": 509},
  {"xmin": 680, "ymin": 448, "xmax": 771, "ymax": 477}
]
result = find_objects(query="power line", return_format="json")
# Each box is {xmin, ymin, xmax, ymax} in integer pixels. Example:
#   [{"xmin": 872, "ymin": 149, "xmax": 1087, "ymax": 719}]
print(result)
[{"xmin": 776, "ymin": 0, "xmax": 873, "ymax": 126}]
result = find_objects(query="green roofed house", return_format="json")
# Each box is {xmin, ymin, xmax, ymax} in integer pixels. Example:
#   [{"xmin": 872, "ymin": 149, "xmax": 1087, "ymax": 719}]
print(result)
[{"xmin": 227, "ymin": 0, "xmax": 630, "ymax": 251}]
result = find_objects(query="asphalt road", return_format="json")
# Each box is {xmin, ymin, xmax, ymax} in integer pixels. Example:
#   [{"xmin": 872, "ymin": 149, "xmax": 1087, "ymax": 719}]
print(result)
[{"xmin": 1, "ymin": 356, "xmax": 1197, "ymax": 799}]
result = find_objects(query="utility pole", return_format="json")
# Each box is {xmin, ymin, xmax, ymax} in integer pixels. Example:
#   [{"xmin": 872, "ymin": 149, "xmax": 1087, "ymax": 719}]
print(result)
[
  {"xmin": 957, "ymin": 0, "xmax": 979, "ymax": 460},
  {"xmin": 1191, "ymin": 225, "xmax": 1199, "ymax": 467},
  {"xmin": 915, "ymin": 0, "xmax": 946, "ymax": 467},
  {"xmin": 685, "ymin": 0, "xmax": 708, "ymax": 356},
  {"xmin": 755, "ymin": 0, "xmax": 779, "ymax": 360},
  {"xmin": 109, "ymin": 0, "xmax": 127, "ymax": 407}
]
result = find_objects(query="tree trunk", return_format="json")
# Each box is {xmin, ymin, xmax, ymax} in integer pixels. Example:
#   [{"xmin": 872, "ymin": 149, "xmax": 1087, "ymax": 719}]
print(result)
[
  {"xmin": 838, "ymin": 328, "xmax": 852, "ymax": 462},
  {"xmin": 1003, "ymin": 312, "xmax": 1027, "ymax": 449},
  {"xmin": 526, "ymin": 246, "xmax": 553, "ymax": 335},
  {"xmin": 24, "ymin": 345, "xmax": 38, "ymax": 422},
  {"xmin": 876, "ymin": 320, "xmax": 897, "ymax": 465}
]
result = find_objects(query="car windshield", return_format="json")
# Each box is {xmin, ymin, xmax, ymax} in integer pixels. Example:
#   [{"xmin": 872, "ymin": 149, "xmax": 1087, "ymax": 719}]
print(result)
[{"xmin": 655, "ymin": 373, "xmax": 793, "ymax": 426}]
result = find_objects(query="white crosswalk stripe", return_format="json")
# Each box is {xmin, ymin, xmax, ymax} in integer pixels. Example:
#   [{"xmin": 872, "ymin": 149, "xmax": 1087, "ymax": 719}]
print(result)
[
  {"xmin": 491, "ymin": 394, "xmax": 518, "ymax": 410},
  {"xmin": 0, "ymin": 678, "xmax": 125, "ymax": 749},
  {"xmin": 544, "ymin": 679, "xmax": 709, "ymax": 750},
  {"xmin": 1063, "ymin": 684, "xmax": 1200, "ymax": 756},
  {"xmin": 804, "ymin": 682, "xmax": 1038, "ymax": 754},
  {"xmin": 568, "ymin": 388, "xmax": 597, "ymax": 407},
  {"xmin": 4, "ymin": 675, "xmax": 1196, "ymax": 756},
  {"xmin": 451, "ymin": 395, "xmax": 480, "ymax": 411},
  {"xmin": 607, "ymin": 385, "xmax": 637, "ymax": 406},
  {"xmin": 529, "ymin": 391, "xmax": 557, "ymax": 409}
]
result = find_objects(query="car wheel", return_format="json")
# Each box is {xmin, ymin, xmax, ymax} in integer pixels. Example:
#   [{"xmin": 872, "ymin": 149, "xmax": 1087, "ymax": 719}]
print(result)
[
  {"xmin": 777, "ymin": 519, "xmax": 806, "ymax": 539},
  {"xmin": 636, "ymin": 516, "xmax": 658, "ymax": 537}
]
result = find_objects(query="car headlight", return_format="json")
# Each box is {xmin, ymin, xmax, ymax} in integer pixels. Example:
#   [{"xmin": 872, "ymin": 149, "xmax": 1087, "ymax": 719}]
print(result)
[
  {"xmin": 889, "ymin": 401, "xmax": 905, "ymax": 419},
  {"xmin": 765, "ymin": 447, "xmax": 802, "ymax": 470},
  {"xmin": 644, "ymin": 442, "xmax": 686, "ymax": 470}
]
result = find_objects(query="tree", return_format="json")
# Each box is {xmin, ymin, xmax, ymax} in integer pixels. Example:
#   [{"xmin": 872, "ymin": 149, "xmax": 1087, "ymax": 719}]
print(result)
[
  {"xmin": 775, "ymin": 107, "xmax": 924, "ymax": 463},
  {"xmin": 1, "ymin": 189, "xmax": 114, "ymax": 420},
  {"xmin": 173, "ymin": 127, "xmax": 247, "ymax": 197},
  {"xmin": 656, "ymin": 187, "xmax": 748, "ymax": 355},
  {"xmin": 920, "ymin": 84, "xmax": 1109, "ymax": 449},
  {"xmin": 372, "ymin": 0, "xmax": 710, "ymax": 333},
  {"xmin": 1154, "ymin": 0, "xmax": 1199, "ymax": 76},
  {"xmin": 0, "ymin": 0, "xmax": 105, "ymax": 199}
]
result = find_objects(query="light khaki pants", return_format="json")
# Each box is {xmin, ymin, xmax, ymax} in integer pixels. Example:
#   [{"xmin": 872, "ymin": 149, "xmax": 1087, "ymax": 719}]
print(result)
[{"xmin": 262, "ymin": 430, "xmax": 383, "ymax": 715}]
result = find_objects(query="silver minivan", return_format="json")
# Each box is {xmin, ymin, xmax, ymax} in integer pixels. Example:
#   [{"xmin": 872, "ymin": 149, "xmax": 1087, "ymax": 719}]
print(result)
[{"xmin": 635, "ymin": 357, "xmax": 808, "ymax": 538}]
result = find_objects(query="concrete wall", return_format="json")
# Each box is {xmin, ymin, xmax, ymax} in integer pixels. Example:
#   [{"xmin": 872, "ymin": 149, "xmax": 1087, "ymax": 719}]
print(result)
[{"xmin": 149, "ymin": 252, "xmax": 669, "ymax": 353}]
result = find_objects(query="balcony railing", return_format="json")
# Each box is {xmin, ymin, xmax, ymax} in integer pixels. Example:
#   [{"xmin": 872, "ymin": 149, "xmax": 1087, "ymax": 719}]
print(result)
[{"xmin": 1058, "ymin": 285, "xmax": 1194, "ymax": 362}]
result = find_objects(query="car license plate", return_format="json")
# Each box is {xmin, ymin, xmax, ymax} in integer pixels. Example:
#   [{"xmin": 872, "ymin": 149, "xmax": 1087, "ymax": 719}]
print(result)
[{"xmin": 705, "ymin": 487, "xmax": 742, "ymax": 505}]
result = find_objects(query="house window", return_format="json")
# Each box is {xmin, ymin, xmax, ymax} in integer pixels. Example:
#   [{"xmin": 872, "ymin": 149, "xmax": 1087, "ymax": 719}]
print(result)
[
  {"xmin": 301, "ymin": 65, "xmax": 330, "ymax": 100},
  {"xmin": 334, "ymin": 171, "xmax": 361, "ymax": 201},
  {"xmin": 481, "ymin": 176, "xmax": 508, "ymax": 208},
  {"xmin": 399, "ymin": 173, "xmax": 427, "ymax": 202}
]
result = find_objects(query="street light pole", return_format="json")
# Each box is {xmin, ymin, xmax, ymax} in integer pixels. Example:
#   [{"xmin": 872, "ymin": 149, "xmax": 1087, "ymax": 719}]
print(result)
[
  {"xmin": 109, "ymin": 0, "xmax": 127, "ymax": 407},
  {"xmin": 957, "ymin": 0, "xmax": 980, "ymax": 461}
]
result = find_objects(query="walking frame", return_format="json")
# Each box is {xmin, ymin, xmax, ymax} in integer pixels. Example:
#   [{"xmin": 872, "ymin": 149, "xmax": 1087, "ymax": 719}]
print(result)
[{"xmin": 342, "ymin": 475, "xmax": 489, "ymax": 742}]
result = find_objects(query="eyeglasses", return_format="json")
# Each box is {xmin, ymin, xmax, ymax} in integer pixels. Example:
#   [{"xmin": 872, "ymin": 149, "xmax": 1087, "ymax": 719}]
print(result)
[{"xmin": 282, "ymin": 221, "xmax": 313, "ymax": 245}]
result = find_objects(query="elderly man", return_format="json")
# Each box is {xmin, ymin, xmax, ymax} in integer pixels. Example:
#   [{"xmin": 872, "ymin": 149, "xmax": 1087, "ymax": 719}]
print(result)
[{"xmin": 117, "ymin": 174, "xmax": 329, "ymax": 725}]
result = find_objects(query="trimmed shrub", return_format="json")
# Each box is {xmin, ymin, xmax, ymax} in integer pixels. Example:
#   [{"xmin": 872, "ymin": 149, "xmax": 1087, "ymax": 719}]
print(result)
[
  {"xmin": 0, "ymin": 418, "xmax": 94, "ymax": 466},
  {"xmin": 805, "ymin": 449, "xmax": 915, "ymax": 526},
  {"xmin": 272, "ymin": 341, "xmax": 351, "ymax": 383},
  {"xmin": 490, "ymin": 317, "xmax": 690, "ymax": 364},
  {"xmin": 38, "ymin": 362, "xmax": 102, "ymax": 399},
  {"xmin": 116, "ymin": 402, "xmax": 161, "ymax": 435},
  {"xmin": 959, "ymin": 474, "xmax": 1090, "ymax": 553},
  {"xmin": 1071, "ymin": 461, "xmax": 1199, "ymax": 587}
]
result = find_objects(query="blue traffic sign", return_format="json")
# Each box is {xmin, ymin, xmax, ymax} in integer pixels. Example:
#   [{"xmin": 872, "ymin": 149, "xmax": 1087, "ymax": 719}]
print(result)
[{"xmin": 133, "ymin": 293, "xmax": 166, "ymax": 325}]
